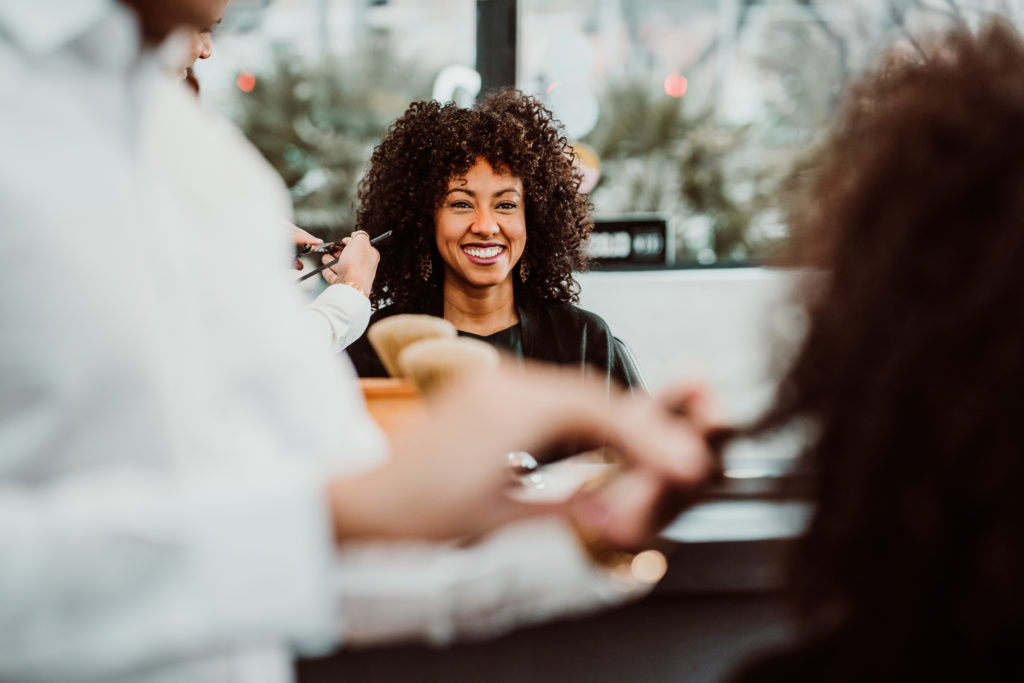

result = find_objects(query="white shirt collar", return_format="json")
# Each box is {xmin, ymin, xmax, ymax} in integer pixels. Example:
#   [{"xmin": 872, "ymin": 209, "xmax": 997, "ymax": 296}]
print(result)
[{"xmin": 0, "ymin": 0, "xmax": 122, "ymax": 56}]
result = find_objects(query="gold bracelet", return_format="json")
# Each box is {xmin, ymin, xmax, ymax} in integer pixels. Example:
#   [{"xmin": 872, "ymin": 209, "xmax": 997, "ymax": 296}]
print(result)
[{"xmin": 342, "ymin": 281, "xmax": 367, "ymax": 297}]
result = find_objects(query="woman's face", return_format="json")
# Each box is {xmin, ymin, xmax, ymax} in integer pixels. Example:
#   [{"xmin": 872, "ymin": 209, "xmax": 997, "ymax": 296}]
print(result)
[
  {"xmin": 186, "ymin": 26, "xmax": 214, "ymax": 66},
  {"xmin": 183, "ymin": 1, "xmax": 227, "ymax": 69},
  {"xmin": 434, "ymin": 158, "xmax": 526, "ymax": 292}
]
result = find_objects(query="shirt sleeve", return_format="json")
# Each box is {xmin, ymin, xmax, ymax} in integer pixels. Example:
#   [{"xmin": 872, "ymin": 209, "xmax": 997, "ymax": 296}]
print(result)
[
  {"xmin": 299, "ymin": 284, "xmax": 373, "ymax": 353},
  {"xmin": 0, "ymin": 460, "xmax": 342, "ymax": 681},
  {"xmin": 332, "ymin": 517, "xmax": 651, "ymax": 647}
]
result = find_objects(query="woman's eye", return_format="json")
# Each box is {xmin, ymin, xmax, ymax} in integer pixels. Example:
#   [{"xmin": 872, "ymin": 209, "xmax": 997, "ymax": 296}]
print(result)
[
  {"xmin": 497, "ymin": 202, "xmax": 517, "ymax": 210},
  {"xmin": 450, "ymin": 200, "xmax": 472, "ymax": 209}
]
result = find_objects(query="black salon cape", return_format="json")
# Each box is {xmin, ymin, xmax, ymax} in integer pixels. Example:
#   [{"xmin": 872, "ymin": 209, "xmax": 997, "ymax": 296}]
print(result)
[{"xmin": 345, "ymin": 299, "xmax": 645, "ymax": 394}]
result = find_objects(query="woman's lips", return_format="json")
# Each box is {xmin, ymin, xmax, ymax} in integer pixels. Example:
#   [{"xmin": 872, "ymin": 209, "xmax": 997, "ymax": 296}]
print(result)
[{"xmin": 462, "ymin": 244, "xmax": 506, "ymax": 265}]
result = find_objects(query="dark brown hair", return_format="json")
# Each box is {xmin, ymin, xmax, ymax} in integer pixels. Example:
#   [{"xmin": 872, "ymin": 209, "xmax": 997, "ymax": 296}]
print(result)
[
  {"xmin": 355, "ymin": 89, "xmax": 592, "ymax": 311},
  {"xmin": 739, "ymin": 19, "xmax": 1024, "ymax": 679}
]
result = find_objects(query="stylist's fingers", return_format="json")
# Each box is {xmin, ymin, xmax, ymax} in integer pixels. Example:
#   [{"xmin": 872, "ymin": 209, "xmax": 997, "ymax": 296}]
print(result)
[
  {"xmin": 657, "ymin": 381, "xmax": 718, "ymax": 431},
  {"xmin": 570, "ymin": 468, "xmax": 698, "ymax": 550},
  {"xmin": 596, "ymin": 392, "xmax": 714, "ymax": 487},
  {"xmin": 289, "ymin": 224, "xmax": 322, "ymax": 246},
  {"xmin": 443, "ymin": 362, "xmax": 711, "ymax": 486},
  {"xmin": 656, "ymin": 381, "xmax": 732, "ymax": 470}
]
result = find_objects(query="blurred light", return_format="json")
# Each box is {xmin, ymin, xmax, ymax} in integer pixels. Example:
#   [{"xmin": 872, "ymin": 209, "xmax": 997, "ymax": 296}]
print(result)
[
  {"xmin": 631, "ymin": 550, "xmax": 668, "ymax": 584},
  {"xmin": 433, "ymin": 64, "xmax": 481, "ymax": 106},
  {"xmin": 546, "ymin": 81, "xmax": 562, "ymax": 94},
  {"xmin": 725, "ymin": 468, "xmax": 778, "ymax": 479},
  {"xmin": 570, "ymin": 142, "xmax": 601, "ymax": 194},
  {"xmin": 664, "ymin": 73, "xmax": 688, "ymax": 98},
  {"xmin": 546, "ymin": 83, "xmax": 599, "ymax": 139},
  {"xmin": 236, "ymin": 71, "xmax": 256, "ymax": 93}
]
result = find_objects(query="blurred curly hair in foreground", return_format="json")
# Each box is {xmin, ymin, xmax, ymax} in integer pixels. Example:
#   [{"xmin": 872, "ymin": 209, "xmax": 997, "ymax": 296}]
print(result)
[{"xmin": 732, "ymin": 18, "xmax": 1024, "ymax": 682}]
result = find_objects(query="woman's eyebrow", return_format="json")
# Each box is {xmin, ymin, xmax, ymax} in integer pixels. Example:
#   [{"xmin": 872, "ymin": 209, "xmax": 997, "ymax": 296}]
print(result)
[{"xmin": 444, "ymin": 187, "xmax": 521, "ymax": 197}]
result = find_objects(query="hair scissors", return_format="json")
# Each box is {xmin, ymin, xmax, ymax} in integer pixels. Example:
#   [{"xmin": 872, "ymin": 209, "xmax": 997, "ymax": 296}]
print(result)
[{"xmin": 295, "ymin": 230, "xmax": 391, "ymax": 283}]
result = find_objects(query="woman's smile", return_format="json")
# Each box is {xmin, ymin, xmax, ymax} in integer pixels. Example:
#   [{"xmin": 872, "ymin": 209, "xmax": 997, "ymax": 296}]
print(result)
[{"xmin": 462, "ymin": 243, "xmax": 506, "ymax": 264}]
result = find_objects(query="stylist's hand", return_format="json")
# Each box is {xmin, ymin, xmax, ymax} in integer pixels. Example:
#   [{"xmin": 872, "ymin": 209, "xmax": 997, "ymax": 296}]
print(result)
[
  {"xmin": 569, "ymin": 381, "xmax": 724, "ymax": 550},
  {"xmin": 321, "ymin": 230, "xmax": 379, "ymax": 296},
  {"xmin": 290, "ymin": 224, "xmax": 323, "ymax": 270},
  {"xmin": 327, "ymin": 362, "xmax": 714, "ymax": 545}
]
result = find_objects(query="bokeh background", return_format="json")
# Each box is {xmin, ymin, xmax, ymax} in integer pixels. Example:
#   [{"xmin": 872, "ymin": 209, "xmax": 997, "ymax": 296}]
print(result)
[{"xmin": 197, "ymin": 0, "xmax": 1024, "ymax": 265}]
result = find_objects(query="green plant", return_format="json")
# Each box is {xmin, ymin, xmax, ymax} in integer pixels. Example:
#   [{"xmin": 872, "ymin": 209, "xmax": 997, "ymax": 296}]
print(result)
[
  {"xmin": 582, "ymin": 74, "xmax": 787, "ymax": 263},
  {"xmin": 234, "ymin": 36, "xmax": 433, "ymax": 239}
]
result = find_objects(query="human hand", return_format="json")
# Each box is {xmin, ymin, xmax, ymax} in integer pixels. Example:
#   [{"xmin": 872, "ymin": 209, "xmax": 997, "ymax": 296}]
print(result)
[
  {"xmin": 320, "ymin": 230, "xmax": 380, "ymax": 296},
  {"xmin": 565, "ymin": 381, "xmax": 724, "ymax": 551},
  {"xmin": 290, "ymin": 223, "xmax": 323, "ymax": 270},
  {"xmin": 327, "ymin": 362, "xmax": 714, "ymax": 545},
  {"xmin": 564, "ymin": 381, "xmax": 726, "ymax": 551}
]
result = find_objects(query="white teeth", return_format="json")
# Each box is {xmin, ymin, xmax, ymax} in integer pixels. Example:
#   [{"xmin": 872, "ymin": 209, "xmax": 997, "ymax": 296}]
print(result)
[{"xmin": 464, "ymin": 246, "xmax": 503, "ymax": 258}]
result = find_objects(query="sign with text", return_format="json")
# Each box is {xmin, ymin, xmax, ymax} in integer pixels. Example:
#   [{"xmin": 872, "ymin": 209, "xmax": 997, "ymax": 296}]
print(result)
[{"xmin": 587, "ymin": 218, "xmax": 668, "ymax": 268}]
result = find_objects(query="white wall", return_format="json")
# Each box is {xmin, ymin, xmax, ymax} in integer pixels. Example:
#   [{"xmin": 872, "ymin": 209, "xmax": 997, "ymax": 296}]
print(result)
[{"xmin": 577, "ymin": 267, "xmax": 808, "ymax": 468}]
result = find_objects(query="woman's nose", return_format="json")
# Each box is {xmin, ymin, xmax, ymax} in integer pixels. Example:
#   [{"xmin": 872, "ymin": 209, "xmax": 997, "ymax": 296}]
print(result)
[
  {"xmin": 471, "ymin": 211, "xmax": 499, "ymax": 237},
  {"xmin": 200, "ymin": 35, "xmax": 213, "ymax": 60}
]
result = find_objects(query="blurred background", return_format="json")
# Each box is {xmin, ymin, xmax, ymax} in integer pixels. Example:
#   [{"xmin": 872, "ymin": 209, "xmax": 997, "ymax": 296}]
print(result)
[{"xmin": 199, "ymin": 0, "xmax": 1021, "ymax": 264}]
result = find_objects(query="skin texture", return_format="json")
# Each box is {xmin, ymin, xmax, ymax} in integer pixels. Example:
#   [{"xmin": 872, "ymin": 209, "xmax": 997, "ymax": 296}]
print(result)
[
  {"xmin": 435, "ymin": 158, "xmax": 527, "ymax": 334},
  {"xmin": 185, "ymin": 21, "xmax": 214, "ymax": 66},
  {"xmin": 357, "ymin": 89, "xmax": 592, "ymax": 315},
  {"xmin": 435, "ymin": 158, "xmax": 526, "ymax": 294}
]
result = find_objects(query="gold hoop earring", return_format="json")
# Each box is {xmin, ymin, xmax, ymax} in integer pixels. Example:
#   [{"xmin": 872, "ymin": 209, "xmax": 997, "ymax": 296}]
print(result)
[
  {"xmin": 519, "ymin": 259, "xmax": 530, "ymax": 283},
  {"xmin": 420, "ymin": 253, "xmax": 433, "ymax": 281}
]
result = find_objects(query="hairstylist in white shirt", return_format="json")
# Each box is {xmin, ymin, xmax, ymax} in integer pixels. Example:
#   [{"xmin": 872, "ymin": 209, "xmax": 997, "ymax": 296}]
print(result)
[
  {"xmin": 175, "ymin": 3, "xmax": 381, "ymax": 353},
  {"xmin": 0, "ymin": 2, "xmax": 715, "ymax": 682}
]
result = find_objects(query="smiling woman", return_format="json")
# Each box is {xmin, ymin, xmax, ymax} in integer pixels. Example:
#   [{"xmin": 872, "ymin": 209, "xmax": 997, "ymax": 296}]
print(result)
[
  {"xmin": 345, "ymin": 90, "xmax": 644, "ymax": 393},
  {"xmin": 435, "ymin": 158, "xmax": 526, "ymax": 294}
]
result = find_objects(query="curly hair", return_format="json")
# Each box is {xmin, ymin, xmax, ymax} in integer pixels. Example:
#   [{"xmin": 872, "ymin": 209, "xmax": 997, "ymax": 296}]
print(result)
[
  {"xmin": 737, "ymin": 20, "xmax": 1024, "ymax": 678},
  {"xmin": 355, "ymin": 89, "xmax": 592, "ymax": 311}
]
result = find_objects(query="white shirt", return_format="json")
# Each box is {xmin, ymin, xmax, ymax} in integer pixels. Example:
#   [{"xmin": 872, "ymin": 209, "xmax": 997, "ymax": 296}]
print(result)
[
  {"xmin": 0, "ymin": 3, "xmax": 643, "ymax": 681},
  {"xmin": 300, "ymin": 282, "xmax": 372, "ymax": 353}
]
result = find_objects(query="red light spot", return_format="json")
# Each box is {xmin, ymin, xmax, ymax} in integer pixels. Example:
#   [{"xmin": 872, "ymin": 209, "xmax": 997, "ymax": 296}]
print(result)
[
  {"xmin": 546, "ymin": 81, "xmax": 562, "ymax": 94},
  {"xmin": 237, "ymin": 72, "xmax": 256, "ymax": 93},
  {"xmin": 664, "ymin": 73, "xmax": 688, "ymax": 98}
]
